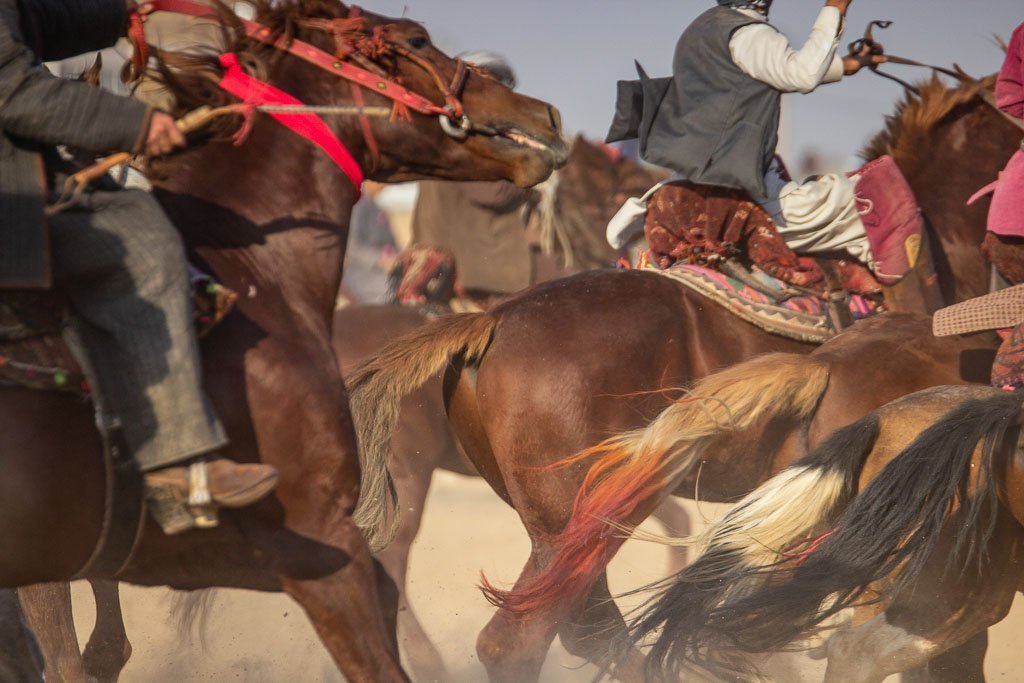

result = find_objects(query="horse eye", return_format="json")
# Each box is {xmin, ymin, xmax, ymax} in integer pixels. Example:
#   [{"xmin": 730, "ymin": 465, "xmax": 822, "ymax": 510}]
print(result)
[{"xmin": 406, "ymin": 35, "xmax": 428, "ymax": 50}]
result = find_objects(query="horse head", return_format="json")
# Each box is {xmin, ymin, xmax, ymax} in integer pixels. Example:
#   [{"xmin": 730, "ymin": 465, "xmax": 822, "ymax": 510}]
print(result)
[{"xmin": 233, "ymin": 0, "xmax": 568, "ymax": 188}]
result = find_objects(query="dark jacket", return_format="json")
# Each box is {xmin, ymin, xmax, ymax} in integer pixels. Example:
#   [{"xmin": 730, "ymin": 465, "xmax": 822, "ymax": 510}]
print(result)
[
  {"xmin": 0, "ymin": 0, "xmax": 151, "ymax": 287},
  {"xmin": 606, "ymin": 6, "xmax": 780, "ymax": 200},
  {"xmin": 411, "ymin": 180, "xmax": 533, "ymax": 295}
]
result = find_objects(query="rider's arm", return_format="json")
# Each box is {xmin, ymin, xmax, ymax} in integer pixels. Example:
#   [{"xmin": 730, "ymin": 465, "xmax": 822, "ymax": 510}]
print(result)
[
  {"xmin": 0, "ymin": 0, "xmax": 150, "ymax": 154},
  {"xmin": 996, "ymin": 24, "xmax": 1024, "ymax": 119},
  {"xmin": 729, "ymin": 7, "xmax": 845, "ymax": 94}
]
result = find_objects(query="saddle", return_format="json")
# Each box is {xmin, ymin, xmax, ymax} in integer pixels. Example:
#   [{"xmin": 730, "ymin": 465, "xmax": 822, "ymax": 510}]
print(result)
[{"xmin": 641, "ymin": 154, "xmax": 940, "ymax": 325}]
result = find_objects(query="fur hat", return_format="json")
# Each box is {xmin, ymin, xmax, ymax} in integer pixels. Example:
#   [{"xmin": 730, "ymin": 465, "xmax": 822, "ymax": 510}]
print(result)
[
  {"xmin": 457, "ymin": 51, "xmax": 517, "ymax": 89},
  {"xmin": 717, "ymin": 0, "xmax": 773, "ymax": 13}
]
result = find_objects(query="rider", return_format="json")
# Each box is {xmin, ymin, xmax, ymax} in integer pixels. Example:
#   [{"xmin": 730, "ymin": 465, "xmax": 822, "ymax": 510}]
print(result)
[
  {"xmin": 986, "ymin": 21, "xmax": 1024, "ymax": 238},
  {"xmin": 0, "ymin": 0, "xmax": 277, "ymax": 533},
  {"xmin": 608, "ymin": 0, "xmax": 897, "ymax": 274},
  {"xmin": 411, "ymin": 52, "xmax": 551, "ymax": 300}
]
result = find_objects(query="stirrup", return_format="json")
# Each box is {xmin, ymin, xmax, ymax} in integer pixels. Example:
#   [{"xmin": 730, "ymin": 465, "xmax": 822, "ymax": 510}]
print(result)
[
  {"xmin": 188, "ymin": 460, "xmax": 219, "ymax": 529},
  {"xmin": 145, "ymin": 461, "xmax": 220, "ymax": 535}
]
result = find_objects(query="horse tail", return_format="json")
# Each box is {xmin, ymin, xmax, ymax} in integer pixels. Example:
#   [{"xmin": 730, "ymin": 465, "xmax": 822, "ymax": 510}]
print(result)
[
  {"xmin": 639, "ymin": 391, "xmax": 1020, "ymax": 681},
  {"xmin": 348, "ymin": 312, "xmax": 497, "ymax": 551},
  {"xmin": 169, "ymin": 589, "xmax": 218, "ymax": 644},
  {"xmin": 483, "ymin": 352, "xmax": 831, "ymax": 615},
  {"xmin": 632, "ymin": 411, "xmax": 883, "ymax": 680}
]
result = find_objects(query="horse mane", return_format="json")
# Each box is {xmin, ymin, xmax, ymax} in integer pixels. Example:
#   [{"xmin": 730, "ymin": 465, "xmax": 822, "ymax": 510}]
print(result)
[
  {"xmin": 145, "ymin": 0, "xmax": 357, "ymax": 121},
  {"xmin": 861, "ymin": 74, "xmax": 998, "ymax": 163}
]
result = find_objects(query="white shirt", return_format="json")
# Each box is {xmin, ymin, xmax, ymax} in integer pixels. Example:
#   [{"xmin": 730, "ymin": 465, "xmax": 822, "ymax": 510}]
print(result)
[{"xmin": 729, "ymin": 7, "xmax": 845, "ymax": 94}]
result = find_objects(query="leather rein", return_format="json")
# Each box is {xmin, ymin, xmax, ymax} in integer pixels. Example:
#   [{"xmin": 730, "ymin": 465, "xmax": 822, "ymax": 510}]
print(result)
[{"xmin": 850, "ymin": 20, "xmax": 1024, "ymax": 134}]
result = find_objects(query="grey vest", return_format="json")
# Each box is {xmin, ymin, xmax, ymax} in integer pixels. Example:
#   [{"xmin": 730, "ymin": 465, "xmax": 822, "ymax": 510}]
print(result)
[{"xmin": 606, "ymin": 7, "xmax": 781, "ymax": 199}]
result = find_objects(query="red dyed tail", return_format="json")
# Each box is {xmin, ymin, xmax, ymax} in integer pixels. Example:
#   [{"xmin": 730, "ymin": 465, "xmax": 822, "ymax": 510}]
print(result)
[{"xmin": 481, "ymin": 353, "xmax": 831, "ymax": 615}]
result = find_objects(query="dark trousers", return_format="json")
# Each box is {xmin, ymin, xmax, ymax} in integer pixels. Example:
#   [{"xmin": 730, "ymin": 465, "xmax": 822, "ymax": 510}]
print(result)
[{"xmin": 49, "ymin": 188, "xmax": 227, "ymax": 471}]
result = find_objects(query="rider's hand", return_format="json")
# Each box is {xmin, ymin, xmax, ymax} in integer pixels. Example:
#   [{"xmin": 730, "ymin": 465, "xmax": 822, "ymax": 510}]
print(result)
[
  {"xmin": 144, "ymin": 112, "xmax": 187, "ymax": 156},
  {"xmin": 843, "ymin": 46, "xmax": 887, "ymax": 76},
  {"xmin": 825, "ymin": 0, "xmax": 852, "ymax": 16}
]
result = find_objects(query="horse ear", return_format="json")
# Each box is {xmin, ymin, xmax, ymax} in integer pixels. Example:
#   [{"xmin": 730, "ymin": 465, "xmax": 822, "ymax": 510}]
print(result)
[{"xmin": 81, "ymin": 53, "xmax": 103, "ymax": 88}]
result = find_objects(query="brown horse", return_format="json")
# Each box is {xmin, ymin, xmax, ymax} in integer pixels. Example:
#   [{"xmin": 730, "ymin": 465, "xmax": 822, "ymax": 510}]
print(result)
[
  {"xmin": 627, "ymin": 382, "xmax": 1024, "ymax": 683},
  {"xmin": 18, "ymin": 134, "xmax": 665, "ymax": 682},
  {"xmin": 329, "ymin": 141, "xmax": 672, "ymax": 679},
  {"xmin": 347, "ymin": 77, "xmax": 1018, "ymax": 681},
  {"xmin": 3, "ymin": 2, "xmax": 564, "ymax": 682}
]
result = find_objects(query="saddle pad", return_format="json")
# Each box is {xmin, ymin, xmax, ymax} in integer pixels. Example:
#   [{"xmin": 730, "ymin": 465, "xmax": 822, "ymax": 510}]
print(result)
[{"xmin": 648, "ymin": 263, "xmax": 883, "ymax": 344}]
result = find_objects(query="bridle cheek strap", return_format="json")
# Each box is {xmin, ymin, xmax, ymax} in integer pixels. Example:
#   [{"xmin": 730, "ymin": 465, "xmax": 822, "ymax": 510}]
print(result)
[{"xmin": 217, "ymin": 53, "xmax": 365, "ymax": 197}]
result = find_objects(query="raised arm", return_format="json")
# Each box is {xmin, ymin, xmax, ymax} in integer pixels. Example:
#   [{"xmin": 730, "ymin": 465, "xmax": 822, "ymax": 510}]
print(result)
[
  {"xmin": 730, "ymin": 0, "xmax": 882, "ymax": 94},
  {"xmin": 729, "ymin": 6, "xmax": 845, "ymax": 94}
]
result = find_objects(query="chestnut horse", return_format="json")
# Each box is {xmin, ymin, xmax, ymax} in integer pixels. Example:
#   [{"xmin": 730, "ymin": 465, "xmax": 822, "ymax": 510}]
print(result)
[
  {"xmin": 629, "ymin": 382, "xmax": 1024, "ymax": 683},
  {"xmin": 3, "ymin": 2, "xmax": 564, "ymax": 682},
  {"xmin": 19, "ymin": 135, "xmax": 666, "ymax": 683},
  {"xmin": 348, "ymin": 77, "xmax": 1018, "ymax": 681}
]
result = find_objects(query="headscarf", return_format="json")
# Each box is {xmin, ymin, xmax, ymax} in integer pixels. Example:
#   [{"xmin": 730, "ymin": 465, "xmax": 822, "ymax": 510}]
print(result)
[
  {"xmin": 456, "ymin": 51, "xmax": 518, "ymax": 89},
  {"xmin": 716, "ymin": 0, "xmax": 773, "ymax": 13}
]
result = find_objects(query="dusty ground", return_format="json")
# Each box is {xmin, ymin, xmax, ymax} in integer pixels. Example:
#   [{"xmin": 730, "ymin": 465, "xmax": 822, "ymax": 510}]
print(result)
[{"xmin": 69, "ymin": 472, "xmax": 1024, "ymax": 682}]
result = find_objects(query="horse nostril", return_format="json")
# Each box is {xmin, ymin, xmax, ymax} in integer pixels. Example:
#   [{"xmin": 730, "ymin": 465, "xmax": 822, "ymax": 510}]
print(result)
[{"xmin": 547, "ymin": 105, "xmax": 562, "ymax": 134}]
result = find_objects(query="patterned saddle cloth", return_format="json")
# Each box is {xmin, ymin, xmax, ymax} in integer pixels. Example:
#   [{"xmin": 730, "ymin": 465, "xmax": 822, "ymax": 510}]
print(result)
[
  {"xmin": 0, "ymin": 271, "xmax": 236, "ymax": 395},
  {"xmin": 646, "ymin": 260, "xmax": 884, "ymax": 344}
]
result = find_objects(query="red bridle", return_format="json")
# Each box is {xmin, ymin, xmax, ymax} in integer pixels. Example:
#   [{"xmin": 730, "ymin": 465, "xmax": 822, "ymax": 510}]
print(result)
[{"xmin": 127, "ymin": 0, "xmax": 478, "ymax": 190}]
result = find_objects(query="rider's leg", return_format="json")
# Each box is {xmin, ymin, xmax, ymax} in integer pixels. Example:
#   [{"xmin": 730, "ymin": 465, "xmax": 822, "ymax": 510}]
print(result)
[
  {"xmin": 47, "ymin": 187, "xmax": 276, "ymax": 530},
  {"xmin": 759, "ymin": 160, "xmax": 871, "ymax": 262}
]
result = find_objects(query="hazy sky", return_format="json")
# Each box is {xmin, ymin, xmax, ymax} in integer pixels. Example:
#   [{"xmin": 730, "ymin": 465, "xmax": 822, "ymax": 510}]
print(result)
[{"xmin": 366, "ymin": 0, "xmax": 1021, "ymax": 169}]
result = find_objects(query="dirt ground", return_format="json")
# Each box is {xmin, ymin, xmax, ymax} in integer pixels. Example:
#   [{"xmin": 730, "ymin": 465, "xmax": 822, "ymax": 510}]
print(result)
[{"xmin": 68, "ymin": 471, "xmax": 1024, "ymax": 682}]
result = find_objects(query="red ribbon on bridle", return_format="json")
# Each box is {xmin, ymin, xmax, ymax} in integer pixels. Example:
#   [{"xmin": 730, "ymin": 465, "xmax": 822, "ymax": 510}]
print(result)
[
  {"xmin": 127, "ymin": 0, "xmax": 477, "ymax": 189},
  {"xmin": 217, "ymin": 52, "xmax": 365, "ymax": 193}
]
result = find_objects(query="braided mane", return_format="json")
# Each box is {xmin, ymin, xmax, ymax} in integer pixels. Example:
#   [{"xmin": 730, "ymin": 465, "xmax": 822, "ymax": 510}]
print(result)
[{"xmin": 861, "ymin": 74, "xmax": 998, "ymax": 163}]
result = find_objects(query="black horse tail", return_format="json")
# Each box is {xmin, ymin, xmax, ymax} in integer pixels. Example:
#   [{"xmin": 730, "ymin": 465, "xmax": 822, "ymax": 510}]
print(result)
[
  {"xmin": 628, "ymin": 409, "xmax": 884, "ymax": 681},
  {"xmin": 636, "ymin": 391, "xmax": 1020, "ymax": 681}
]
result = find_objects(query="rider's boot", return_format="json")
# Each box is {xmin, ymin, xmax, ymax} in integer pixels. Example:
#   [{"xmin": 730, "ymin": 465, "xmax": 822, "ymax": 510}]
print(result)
[
  {"xmin": 144, "ymin": 458, "xmax": 279, "ymax": 534},
  {"xmin": 851, "ymin": 155, "xmax": 944, "ymax": 314}
]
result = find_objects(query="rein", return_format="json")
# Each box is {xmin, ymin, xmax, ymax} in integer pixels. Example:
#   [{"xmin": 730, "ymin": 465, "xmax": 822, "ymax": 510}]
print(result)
[{"xmin": 851, "ymin": 20, "xmax": 1024, "ymax": 134}]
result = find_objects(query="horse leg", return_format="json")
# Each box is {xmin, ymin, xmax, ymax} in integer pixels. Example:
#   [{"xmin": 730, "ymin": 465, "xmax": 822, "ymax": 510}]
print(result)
[
  {"xmin": 557, "ymin": 574, "xmax": 647, "ymax": 683},
  {"xmin": 824, "ymin": 521, "xmax": 1017, "ymax": 683},
  {"xmin": 374, "ymin": 440, "xmax": 448, "ymax": 681},
  {"xmin": 0, "ymin": 589, "xmax": 44, "ymax": 683},
  {"xmin": 900, "ymin": 630, "xmax": 987, "ymax": 683},
  {"xmin": 648, "ymin": 498, "xmax": 691, "ymax": 575},
  {"xmin": 81, "ymin": 580, "xmax": 131, "ymax": 683},
  {"xmin": 475, "ymin": 542, "xmax": 563, "ymax": 683},
  {"xmin": 17, "ymin": 583, "xmax": 87, "ymax": 683}
]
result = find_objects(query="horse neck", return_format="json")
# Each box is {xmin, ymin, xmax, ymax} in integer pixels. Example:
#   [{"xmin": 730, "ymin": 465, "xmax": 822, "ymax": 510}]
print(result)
[
  {"xmin": 156, "ymin": 118, "xmax": 360, "ymax": 335},
  {"xmin": 899, "ymin": 102, "xmax": 1020, "ymax": 303}
]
